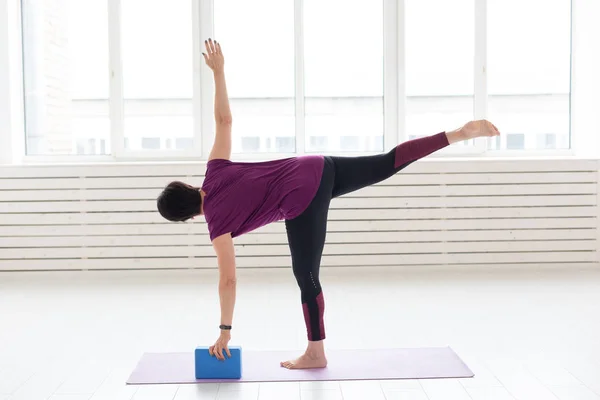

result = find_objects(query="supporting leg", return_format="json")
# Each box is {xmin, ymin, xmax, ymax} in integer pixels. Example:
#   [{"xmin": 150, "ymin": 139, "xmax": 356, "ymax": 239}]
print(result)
[{"xmin": 281, "ymin": 159, "xmax": 334, "ymax": 370}]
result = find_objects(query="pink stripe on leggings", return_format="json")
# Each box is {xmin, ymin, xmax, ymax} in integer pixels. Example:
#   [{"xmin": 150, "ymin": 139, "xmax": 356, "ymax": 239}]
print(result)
[
  {"xmin": 302, "ymin": 292, "xmax": 326, "ymax": 341},
  {"xmin": 394, "ymin": 132, "xmax": 450, "ymax": 169},
  {"xmin": 302, "ymin": 302, "xmax": 313, "ymax": 339},
  {"xmin": 316, "ymin": 292, "xmax": 325, "ymax": 340}
]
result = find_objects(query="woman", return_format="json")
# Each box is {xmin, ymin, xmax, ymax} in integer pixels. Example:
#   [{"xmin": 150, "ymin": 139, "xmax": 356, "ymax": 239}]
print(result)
[{"xmin": 157, "ymin": 39, "xmax": 500, "ymax": 369}]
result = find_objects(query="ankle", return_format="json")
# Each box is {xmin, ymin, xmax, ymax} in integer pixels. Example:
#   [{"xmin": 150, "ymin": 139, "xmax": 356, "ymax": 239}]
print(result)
[
  {"xmin": 305, "ymin": 350, "xmax": 326, "ymax": 359},
  {"xmin": 306, "ymin": 341, "xmax": 326, "ymax": 358}
]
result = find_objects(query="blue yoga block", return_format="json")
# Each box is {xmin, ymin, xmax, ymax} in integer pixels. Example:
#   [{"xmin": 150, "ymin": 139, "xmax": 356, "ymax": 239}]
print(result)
[{"xmin": 194, "ymin": 346, "xmax": 242, "ymax": 380}]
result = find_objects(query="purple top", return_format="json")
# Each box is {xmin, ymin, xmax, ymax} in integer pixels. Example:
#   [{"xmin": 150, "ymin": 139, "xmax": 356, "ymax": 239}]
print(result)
[{"xmin": 202, "ymin": 156, "xmax": 325, "ymax": 241}]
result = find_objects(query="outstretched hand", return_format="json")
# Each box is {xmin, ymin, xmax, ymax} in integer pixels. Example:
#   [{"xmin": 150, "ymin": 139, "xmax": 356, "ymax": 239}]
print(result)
[
  {"xmin": 202, "ymin": 38, "xmax": 224, "ymax": 74},
  {"xmin": 459, "ymin": 119, "xmax": 500, "ymax": 140}
]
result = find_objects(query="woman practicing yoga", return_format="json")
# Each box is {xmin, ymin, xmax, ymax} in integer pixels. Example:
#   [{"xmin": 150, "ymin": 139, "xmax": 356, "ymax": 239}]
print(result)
[{"xmin": 157, "ymin": 39, "xmax": 500, "ymax": 369}]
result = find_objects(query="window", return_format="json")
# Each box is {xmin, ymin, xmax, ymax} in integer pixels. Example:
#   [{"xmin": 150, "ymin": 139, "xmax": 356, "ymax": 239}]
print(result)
[
  {"xmin": 506, "ymin": 133, "xmax": 525, "ymax": 150},
  {"xmin": 487, "ymin": 0, "xmax": 571, "ymax": 151},
  {"xmin": 214, "ymin": 0, "xmax": 295, "ymax": 154},
  {"xmin": 21, "ymin": 0, "xmax": 110, "ymax": 155},
  {"xmin": 17, "ymin": 0, "xmax": 574, "ymax": 160},
  {"xmin": 309, "ymin": 136, "xmax": 328, "ymax": 152},
  {"xmin": 141, "ymin": 137, "xmax": 161, "ymax": 150},
  {"xmin": 536, "ymin": 134, "xmax": 557, "ymax": 150},
  {"xmin": 405, "ymin": 0, "xmax": 474, "ymax": 147},
  {"xmin": 340, "ymin": 136, "xmax": 360, "ymax": 152},
  {"xmin": 241, "ymin": 137, "xmax": 260, "ymax": 152},
  {"xmin": 176, "ymin": 138, "xmax": 193, "ymax": 150},
  {"xmin": 275, "ymin": 137, "xmax": 295, "ymax": 153},
  {"xmin": 304, "ymin": 0, "xmax": 384, "ymax": 153},
  {"xmin": 122, "ymin": 0, "xmax": 194, "ymax": 152}
]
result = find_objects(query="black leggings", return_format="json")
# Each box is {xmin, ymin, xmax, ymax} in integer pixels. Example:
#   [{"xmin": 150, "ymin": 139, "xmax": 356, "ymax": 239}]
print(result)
[{"xmin": 284, "ymin": 132, "xmax": 450, "ymax": 341}]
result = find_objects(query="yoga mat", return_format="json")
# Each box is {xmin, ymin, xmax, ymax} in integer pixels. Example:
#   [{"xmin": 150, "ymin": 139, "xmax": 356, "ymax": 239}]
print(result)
[{"xmin": 127, "ymin": 347, "xmax": 473, "ymax": 385}]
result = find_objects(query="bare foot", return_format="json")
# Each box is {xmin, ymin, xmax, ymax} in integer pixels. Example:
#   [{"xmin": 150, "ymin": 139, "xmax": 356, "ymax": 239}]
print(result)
[{"xmin": 280, "ymin": 352, "xmax": 328, "ymax": 370}]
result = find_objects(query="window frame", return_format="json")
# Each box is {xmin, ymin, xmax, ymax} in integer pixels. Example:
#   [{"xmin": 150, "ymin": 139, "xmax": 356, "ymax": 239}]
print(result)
[{"xmin": 3, "ymin": 0, "xmax": 580, "ymax": 164}]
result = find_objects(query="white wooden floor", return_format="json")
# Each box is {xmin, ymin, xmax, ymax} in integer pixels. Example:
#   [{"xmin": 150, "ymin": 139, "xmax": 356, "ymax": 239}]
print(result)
[{"xmin": 1, "ymin": 266, "xmax": 599, "ymax": 400}]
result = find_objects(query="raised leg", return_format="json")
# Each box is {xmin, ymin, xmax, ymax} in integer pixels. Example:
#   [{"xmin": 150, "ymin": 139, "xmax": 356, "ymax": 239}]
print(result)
[{"xmin": 330, "ymin": 132, "xmax": 450, "ymax": 198}]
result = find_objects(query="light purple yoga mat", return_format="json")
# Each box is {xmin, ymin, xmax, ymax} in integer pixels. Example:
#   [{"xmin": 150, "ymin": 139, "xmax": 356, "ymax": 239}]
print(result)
[{"xmin": 127, "ymin": 347, "xmax": 473, "ymax": 385}]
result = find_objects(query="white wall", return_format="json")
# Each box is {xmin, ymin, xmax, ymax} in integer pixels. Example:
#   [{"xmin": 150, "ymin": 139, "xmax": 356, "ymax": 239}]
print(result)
[{"xmin": 1, "ymin": 158, "xmax": 598, "ymax": 271}]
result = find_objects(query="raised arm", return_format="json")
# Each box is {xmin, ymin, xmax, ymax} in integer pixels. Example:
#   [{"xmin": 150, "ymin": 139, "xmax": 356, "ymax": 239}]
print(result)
[{"xmin": 203, "ymin": 38, "xmax": 232, "ymax": 161}]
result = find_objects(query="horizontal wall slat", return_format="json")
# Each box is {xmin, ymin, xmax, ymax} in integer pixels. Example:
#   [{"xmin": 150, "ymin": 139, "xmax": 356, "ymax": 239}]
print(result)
[
  {"xmin": 334, "ymin": 195, "xmax": 597, "ymax": 208},
  {"xmin": 1, "ymin": 206, "xmax": 596, "ymax": 222},
  {"xmin": 1, "ymin": 171, "xmax": 597, "ymax": 191},
  {"xmin": 1, "ymin": 213, "xmax": 595, "ymax": 230},
  {"xmin": 352, "ymin": 183, "xmax": 597, "ymax": 197},
  {"xmin": 1, "ymin": 195, "xmax": 595, "ymax": 216},
  {"xmin": 0, "ymin": 240, "xmax": 595, "ymax": 259},
  {"xmin": 1, "ymin": 183, "xmax": 596, "ymax": 202},
  {"xmin": 0, "ymin": 163, "xmax": 207, "ymax": 178},
  {"xmin": 0, "ymin": 176, "xmax": 201, "ymax": 190},
  {"xmin": 242, "ymin": 241, "xmax": 598, "ymax": 255},
  {"xmin": 0, "ymin": 223, "xmax": 206, "ymax": 236},
  {"xmin": 0, "ymin": 235, "xmax": 205, "ymax": 247},
  {"xmin": 1, "ymin": 158, "xmax": 597, "ymax": 179},
  {"xmin": 0, "ymin": 188, "xmax": 160, "ymax": 201},
  {"xmin": 0, "ymin": 229, "xmax": 595, "ymax": 244},
  {"xmin": 386, "ymin": 171, "xmax": 599, "ymax": 185},
  {"xmin": 0, "ymin": 252, "xmax": 596, "ymax": 271},
  {"xmin": 0, "ymin": 201, "xmax": 142, "ymax": 213},
  {"xmin": 3, "ymin": 195, "xmax": 599, "ymax": 218},
  {"xmin": 401, "ymin": 159, "xmax": 599, "ymax": 173},
  {"xmin": 330, "ymin": 207, "xmax": 598, "ymax": 220},
  {"xmin": 235, "ymin": 229, "xmax": 598, "ymax": 244}
]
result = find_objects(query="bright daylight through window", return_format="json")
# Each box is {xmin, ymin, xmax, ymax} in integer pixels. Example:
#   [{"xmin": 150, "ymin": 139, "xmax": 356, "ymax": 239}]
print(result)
[{"xmin": 20, "ymin": 0, "xmax": 572, "ymax": 158}]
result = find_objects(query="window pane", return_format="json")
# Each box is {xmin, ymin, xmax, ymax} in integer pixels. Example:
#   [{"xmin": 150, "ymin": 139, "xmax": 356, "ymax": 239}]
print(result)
[
  {"xmin": 405, "ymin": 0, "xmax": 474, "ymax": 146},
  {"xmin": 122, "ymin": 0, "xmax": 193, "ymax": 151},
  {"xmin": 214, "ymin": 0, "xmax": 295, "ymax": 154},
  {"xmin": 304, "ymin": 0, "xmax": 383, "ymax": 153},
  {"xmin": 487, "ymin": 0, "xmax": 571, "ymax": 151},
  {"xmin": 22, "ymin": 0, "xmax": 110, "ymax": 155}
]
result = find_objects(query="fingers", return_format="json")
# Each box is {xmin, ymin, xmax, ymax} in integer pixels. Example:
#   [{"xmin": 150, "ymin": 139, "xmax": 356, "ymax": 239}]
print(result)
[
  {"xmin": 204, "ymin": 38, "xmax": 215, "ymax": 55},
  {"xmin": 480, "ymin": 119, "xmax": 499, "ymax": 136},
  {"xmin": 487, "ymin": 120, "xmax": 500, "ymax": 136},
  {"xmin": 210, "ymin": 346, "xmax": 223, "ymax": 360},
  {"xmin": 491, "ymin": 123, "xmax": 500, "ymax": 135},
  {"xmin": 226, "ymin": 347, "xmax": 231, "ymax": 358},
  {"xmin": 203, "ymin": 38, "xmax": 222, "ymax": 55}
]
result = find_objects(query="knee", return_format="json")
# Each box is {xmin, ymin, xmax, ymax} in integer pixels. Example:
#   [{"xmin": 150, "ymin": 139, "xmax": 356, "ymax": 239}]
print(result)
[{"xmin": 300, "ymin": 276, "xmax": 321, "ymax": 298}]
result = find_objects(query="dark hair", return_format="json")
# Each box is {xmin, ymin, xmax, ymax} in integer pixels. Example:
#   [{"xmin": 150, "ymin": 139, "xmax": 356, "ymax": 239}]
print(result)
[{"xmin": 157, "ymin": 181, "xmax": 202, "ymax": 222}]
